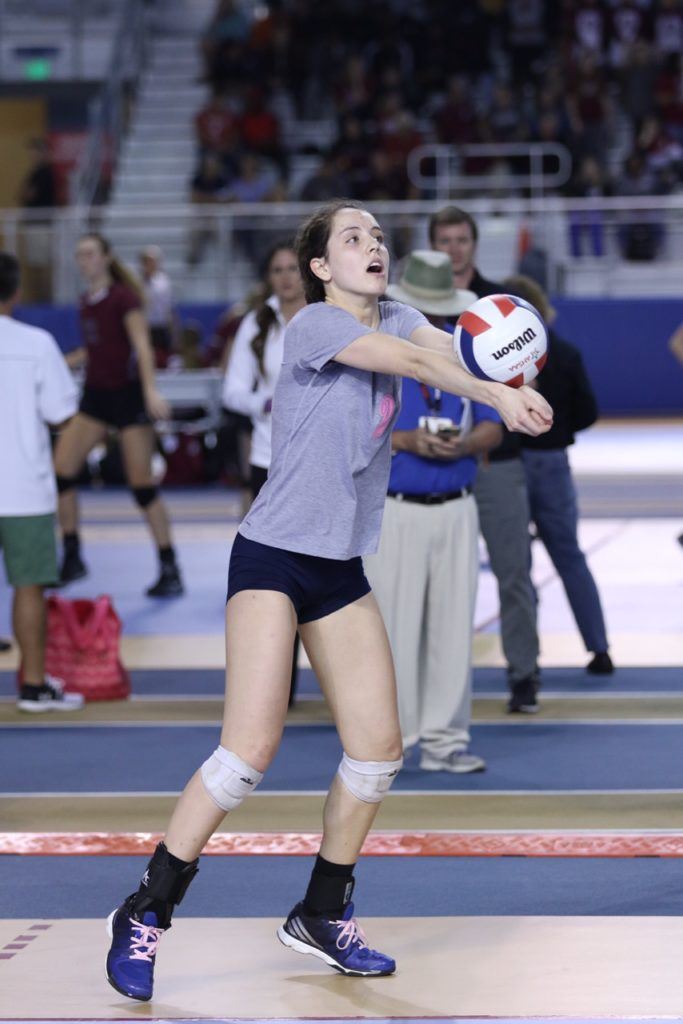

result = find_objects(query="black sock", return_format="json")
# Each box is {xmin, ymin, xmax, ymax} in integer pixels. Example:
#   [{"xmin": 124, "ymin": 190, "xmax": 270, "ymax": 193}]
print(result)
[
  {"xmin": 303, "ymin": 854, "xmax": 355, "ymax": 918},
  {"xmin": 64, "ymin": 532, "xmax": 80, "ymax": 556},
  {"xmin": 158, "ymin": 545, "xmax": 176, "ymax": 569}
]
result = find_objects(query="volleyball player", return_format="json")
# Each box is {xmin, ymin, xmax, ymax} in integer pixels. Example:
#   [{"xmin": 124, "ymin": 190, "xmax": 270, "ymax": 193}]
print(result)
[
  {"xmin": 105, "ymin": 201, "xmax": 552, "ymax": 1001},
  {"xmin": 54, "ymin": 233, "xmax": 183, "ymax": 597}
]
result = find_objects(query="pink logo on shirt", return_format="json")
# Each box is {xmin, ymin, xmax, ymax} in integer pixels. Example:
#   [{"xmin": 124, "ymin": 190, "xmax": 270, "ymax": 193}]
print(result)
[{"xmin": 373, "ymin": 394, "xmax": 396, "ymax": 438}]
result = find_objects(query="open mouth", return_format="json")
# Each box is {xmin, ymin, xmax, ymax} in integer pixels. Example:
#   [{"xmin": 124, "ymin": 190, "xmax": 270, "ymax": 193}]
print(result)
[{"xmin": 366, "ymin": 261, "xmax": 385, "ymax": 275}]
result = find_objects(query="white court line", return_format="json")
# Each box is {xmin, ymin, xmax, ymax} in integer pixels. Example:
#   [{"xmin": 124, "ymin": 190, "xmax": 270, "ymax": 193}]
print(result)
[
  {"xmin": 5, "ymin": 717, "xmax": 683, "ymax": 728},
  {"xmin": 5, "ymin": 789, "xmax": 683, "ymax": 798}
]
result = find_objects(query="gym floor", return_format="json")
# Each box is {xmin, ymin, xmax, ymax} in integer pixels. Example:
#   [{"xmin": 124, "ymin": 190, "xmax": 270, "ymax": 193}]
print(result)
[{"xmin": 0, "ymin": 419, "xmax": 682, "ymax": 1023}]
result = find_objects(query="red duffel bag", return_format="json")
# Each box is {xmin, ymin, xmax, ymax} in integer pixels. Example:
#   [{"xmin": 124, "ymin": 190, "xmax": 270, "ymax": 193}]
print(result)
[{"xmin": 44, "ymin": 594, "xmax": 130, "ymax": 701}]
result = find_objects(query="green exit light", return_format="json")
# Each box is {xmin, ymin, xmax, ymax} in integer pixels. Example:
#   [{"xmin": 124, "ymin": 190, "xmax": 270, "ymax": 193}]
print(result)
[{"xmin": 25, "ymin": 58, "xmax": 52, "ymax": 81}]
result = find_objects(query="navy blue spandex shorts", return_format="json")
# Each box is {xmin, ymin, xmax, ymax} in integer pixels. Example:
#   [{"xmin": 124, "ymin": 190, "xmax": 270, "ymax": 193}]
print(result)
[{"xmin": 227, "ymin": 532, "xmax": 371, "ymax": 624}]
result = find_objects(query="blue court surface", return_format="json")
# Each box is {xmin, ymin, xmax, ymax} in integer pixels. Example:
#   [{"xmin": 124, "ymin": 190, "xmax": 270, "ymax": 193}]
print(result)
[
  {"xmin": 4, "ymin": 666, "xmax": 682, "ymax": 698},
  {"xmin": 3, "ymin": 853, "xmax": 683, "ymax": 918},
  {"xmin": 4, "ymin": 721, "xmax": 683, "ymax": 793}
]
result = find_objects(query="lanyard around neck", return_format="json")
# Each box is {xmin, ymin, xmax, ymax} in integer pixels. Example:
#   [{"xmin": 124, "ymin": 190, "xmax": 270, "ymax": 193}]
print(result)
[{"xmin": 419, "ymin": 383, "xmax": 442, "ymax": 413}]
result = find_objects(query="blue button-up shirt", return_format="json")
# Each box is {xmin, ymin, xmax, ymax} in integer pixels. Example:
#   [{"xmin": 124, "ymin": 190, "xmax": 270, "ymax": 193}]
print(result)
[{"xmin": 388, "ymin": 379, "xmax": 501, "ymax": 495}]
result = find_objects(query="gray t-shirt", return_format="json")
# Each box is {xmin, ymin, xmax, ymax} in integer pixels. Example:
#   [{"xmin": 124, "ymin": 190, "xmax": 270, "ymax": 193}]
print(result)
[{"xmin": 240, "ymin": 300, "xmax": 427, "ymax": 559}]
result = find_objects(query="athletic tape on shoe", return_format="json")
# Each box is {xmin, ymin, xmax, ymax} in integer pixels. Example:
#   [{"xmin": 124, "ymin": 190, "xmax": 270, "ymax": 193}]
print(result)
[
  {"xmin": 337, "ymin": 752, "xmax": 403, "ymax": 803},
  {"xmin": 200, "ymin": 746, "xmax": 264, "ymax": 812}
]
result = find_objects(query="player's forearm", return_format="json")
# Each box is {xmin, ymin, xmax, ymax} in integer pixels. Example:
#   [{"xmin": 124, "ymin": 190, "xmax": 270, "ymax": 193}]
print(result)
[
  {"xmin": 410, "ymin": 345, "xmax": 501, "ymax": 411},
  {"xmin": 131, "ymin": 335, "xmax": 158, "ymax": 393}
]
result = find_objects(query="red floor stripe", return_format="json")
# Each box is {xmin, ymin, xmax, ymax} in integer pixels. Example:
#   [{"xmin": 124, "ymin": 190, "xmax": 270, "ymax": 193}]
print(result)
[{"xmin": 1, "ymin": 831, "xmax": 683, "ymax": 857}]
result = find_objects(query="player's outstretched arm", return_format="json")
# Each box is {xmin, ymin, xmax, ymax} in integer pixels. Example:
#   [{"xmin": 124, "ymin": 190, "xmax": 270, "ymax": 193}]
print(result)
[{"xmin": 334, "ymin": 330, "xmax": 553, "ymax": 436}]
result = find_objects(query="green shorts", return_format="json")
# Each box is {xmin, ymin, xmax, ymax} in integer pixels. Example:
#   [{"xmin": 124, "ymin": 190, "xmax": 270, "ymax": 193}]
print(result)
[{"xmin": 0, "ymin": 513, "xmax": 58, "ymax": 587}]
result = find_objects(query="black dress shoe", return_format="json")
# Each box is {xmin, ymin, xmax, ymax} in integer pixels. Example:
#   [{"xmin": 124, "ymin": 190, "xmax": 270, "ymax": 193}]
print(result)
[
  {"xmin": 587, "ymin": 652, "xmax": 614, "ymax": 674},
  {"xmin": 506, "ymin": 674, "xmax": 540, "ymax": 714},
  {"xmin": 58, "ymin": 552, "xmax": 88, "ymax": 585},
  {"xmin": 146, "ymin": 565, "xmax": 184, "ymax": 598}
]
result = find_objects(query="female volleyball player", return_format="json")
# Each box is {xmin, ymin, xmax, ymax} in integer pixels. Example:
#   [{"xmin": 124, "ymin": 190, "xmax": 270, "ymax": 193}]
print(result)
[
  {"xmin": 106, "ymin": 201, "xmax": 552, "ymax": 1001},
  {"xmin": 54, "ymin": 233, "xmax": 183, "ymax": 597}
]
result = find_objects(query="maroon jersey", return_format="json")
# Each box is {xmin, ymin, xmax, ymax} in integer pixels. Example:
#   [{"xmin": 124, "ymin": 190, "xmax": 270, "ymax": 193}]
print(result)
[{"xmin": 80, "ymin": 283, "xmax": 142, "ymax": 389}]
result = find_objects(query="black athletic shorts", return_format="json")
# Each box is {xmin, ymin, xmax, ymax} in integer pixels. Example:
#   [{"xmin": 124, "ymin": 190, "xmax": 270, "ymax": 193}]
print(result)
[
  {"xmin": 79, "ymin": 382, "xmax": 151, "ymax": 430},
  {"xmin": 226, "ymin": 532, "xmax": 371, "ymax": 624}
]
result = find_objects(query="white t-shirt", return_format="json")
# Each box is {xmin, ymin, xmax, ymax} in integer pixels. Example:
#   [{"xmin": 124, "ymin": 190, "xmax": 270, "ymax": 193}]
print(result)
[
  {"xmin": 0, "ymin": 315, "xmax": 78, "ymax": 516},
  {"xmin": 222, "ymin": 297, "xmax": 286, "ymax": 470},
  {"xmin": 143, "ymin": 270, "xmax": 173, "ymax": 327}
]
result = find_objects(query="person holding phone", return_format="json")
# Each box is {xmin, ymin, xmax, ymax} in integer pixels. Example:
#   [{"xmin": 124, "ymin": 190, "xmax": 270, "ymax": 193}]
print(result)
[{"xmin": 364, "ymin": 251, "xmax": 503, "ymax": 773}]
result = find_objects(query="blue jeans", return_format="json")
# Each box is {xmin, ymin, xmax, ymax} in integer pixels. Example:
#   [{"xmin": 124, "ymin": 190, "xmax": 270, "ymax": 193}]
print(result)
[{"xmin": 522, "ymin": 449, "xmax": 608, "ymax": 654}]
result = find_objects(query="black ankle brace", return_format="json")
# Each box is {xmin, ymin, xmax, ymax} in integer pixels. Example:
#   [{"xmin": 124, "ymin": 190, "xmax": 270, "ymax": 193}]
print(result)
[
  {"xmin": 131, "ymin": 842, "xmax": 199, "ymax": 927},
  {"xmin": 304, "ymin": 856, "xmax": 355, "ymax": 916}
]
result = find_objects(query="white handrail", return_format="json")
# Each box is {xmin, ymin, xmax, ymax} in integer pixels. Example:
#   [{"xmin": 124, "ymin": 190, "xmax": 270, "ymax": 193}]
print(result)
[{"xmin": 407, "ymin": 143, "xmax": 573, "ymax": 199}]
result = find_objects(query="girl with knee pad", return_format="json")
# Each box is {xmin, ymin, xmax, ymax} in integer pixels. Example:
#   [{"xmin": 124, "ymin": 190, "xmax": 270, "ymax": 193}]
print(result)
[
  {"xmin": 54, "ymin": 233, "xmax": 183, "ymax": 598},
  {"xmin": 106, "ymin": 201, "xmax": 553, "ymax": 1001}
]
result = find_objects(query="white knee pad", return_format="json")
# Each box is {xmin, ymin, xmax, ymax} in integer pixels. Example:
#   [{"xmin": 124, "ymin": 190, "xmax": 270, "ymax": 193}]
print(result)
[
  {"xmin": 200, "ymin": 746, "xmax": 264, "ymax": 812},
  {"xmin": 337, "ymin": 752, "xmax": 403, "ymax": 803}
]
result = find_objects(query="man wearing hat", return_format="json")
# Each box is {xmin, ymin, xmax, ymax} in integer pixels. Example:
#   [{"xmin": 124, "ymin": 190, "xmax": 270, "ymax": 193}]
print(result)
[{"xmin": 363, "ymin": 251, "xmax": 502, "ymax": 774}]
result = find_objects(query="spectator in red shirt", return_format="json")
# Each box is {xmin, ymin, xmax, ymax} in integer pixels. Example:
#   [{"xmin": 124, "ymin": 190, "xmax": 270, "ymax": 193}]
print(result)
[
  {"xmin": 432, "ymin": 75, "xmax": 478, "ymax": 147},
  {"xmin": 239, "ymin": 87, "xmax": 286, "ymax": 175},
  {"xmin": 195, "ymin": 93, "xmax": 241, "ymax": 168},
  {"xmin": 53, "ymin": 234, "xmax": 184, "ymax": 598}
]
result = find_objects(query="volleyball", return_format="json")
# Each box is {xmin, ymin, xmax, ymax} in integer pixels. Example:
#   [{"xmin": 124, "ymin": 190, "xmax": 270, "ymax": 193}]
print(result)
[{"xmin": 453, "ymin": 293, "xmax": 548, "ymax": 388}]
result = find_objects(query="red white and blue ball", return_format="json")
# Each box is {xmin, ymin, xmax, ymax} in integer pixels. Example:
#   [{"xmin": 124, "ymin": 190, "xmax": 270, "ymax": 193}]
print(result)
[{"xmin": 453, "ymin": 293, "xmax": 548, "ymax": 388}]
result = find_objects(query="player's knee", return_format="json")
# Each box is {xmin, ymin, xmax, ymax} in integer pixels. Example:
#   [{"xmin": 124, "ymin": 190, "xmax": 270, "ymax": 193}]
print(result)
[
  {"xmin": 131, "ymin": 485, "xmax": 158, "ymax": 509},
  {"xmin": 337, "ymin": 751, "xmax": 403, "ymax": 804},
  {"xmin": 56, "ymin": 474, "xmax": 78, "ymax": 495},
  {"xmin": 200, "ymin": 746, "xmax": 264, "ymax": 812}
]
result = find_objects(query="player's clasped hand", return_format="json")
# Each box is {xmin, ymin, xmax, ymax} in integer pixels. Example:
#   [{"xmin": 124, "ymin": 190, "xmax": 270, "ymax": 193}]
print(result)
[{"xmin": 494, "ymin": 383, "xmax": 553, "ymax": 437}]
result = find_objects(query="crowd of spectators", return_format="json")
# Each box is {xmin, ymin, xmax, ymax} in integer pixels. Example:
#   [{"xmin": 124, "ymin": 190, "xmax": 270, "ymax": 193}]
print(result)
[{"xmin": 189, "ymin": 0, "xmax": 683, "ymax": 218}]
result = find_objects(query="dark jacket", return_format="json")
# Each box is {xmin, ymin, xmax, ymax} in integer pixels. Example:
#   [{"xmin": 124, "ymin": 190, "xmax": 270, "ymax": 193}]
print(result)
[{"xmin": 521, "ymin": 328, "xmax": 599, "ymax": 450}]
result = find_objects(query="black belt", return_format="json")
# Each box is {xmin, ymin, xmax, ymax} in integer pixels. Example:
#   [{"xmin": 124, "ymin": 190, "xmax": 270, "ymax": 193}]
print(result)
[{"xmin": 387, "ymin": 485, "xmax": 473, "ymax": 505}]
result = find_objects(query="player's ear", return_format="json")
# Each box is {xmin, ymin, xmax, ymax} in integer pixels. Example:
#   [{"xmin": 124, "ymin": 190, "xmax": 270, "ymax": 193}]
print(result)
[{"xmin": 310, "ymin": 257, "xmax": 331, "ymax": 283}]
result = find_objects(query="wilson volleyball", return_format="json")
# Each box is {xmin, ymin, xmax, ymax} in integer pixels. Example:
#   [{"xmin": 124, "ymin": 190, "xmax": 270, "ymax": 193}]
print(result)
[{"xmin": 453, "ymin": 294, "xmax": 548, "ymax": 387}]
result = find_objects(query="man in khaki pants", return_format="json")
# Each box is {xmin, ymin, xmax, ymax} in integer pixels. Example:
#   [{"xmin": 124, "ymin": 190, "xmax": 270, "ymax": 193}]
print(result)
[
  {"xmin": 0, "ymin": 252, "xmax": 84, "ymax": 712},
  {"xmin": 364, "ymin": 251, "xmax": 501, "ymax": 772}
]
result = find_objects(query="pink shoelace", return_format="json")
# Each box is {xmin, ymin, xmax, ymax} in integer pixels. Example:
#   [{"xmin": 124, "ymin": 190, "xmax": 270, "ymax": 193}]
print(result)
[
  {"xmin": 334, "ymin": 916, "xmax": 369, "ymax": 952},
  {"xmin": 129, "ymin": 921, "xmax": 164, "ymax": 962}
]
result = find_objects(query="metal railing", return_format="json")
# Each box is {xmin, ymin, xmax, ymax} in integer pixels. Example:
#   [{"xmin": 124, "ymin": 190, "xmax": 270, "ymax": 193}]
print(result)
[
  {"xmin": 68, "ymin": 0, "xmax": 150, "ymax": 209},
  {"xmin": 407, "ymin": 143, "xmax": 573, "ymax": 200},
  {"xmin": 2, "ymin": 196, "xmax": 683, "ymax": 304}
]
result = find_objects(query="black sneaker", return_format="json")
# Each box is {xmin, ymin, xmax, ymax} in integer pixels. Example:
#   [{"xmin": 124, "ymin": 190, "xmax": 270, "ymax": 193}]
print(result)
[
  {"xmin": 58, "ymin": 551, "xmax": 87, "ymax": 585},
  {"xmin": 587, "ymin": 652, "xmax": 614, "ymax": 675},
  {"xmin": 507, "ymin": 675, "xmax": 540, "ymax": 714},
  {"xmin": 145, "ymin": 565, "xmax": 184, "ymax": 598},
  {"xmin": 17, "ymin": 675, "xmax": 85, "ymax": 713}
]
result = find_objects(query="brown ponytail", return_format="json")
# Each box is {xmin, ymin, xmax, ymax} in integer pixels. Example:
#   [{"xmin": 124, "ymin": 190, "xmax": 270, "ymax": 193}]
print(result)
[
  {"xmin": 251, "ymin": 302, "xmax": 278, "ymax": 377},
  {"xmin": 81, "ymin": 232, "xmax": 145, "ymax": 302},
  {"xmin": 249, "ymin": 240, "xmax": 296, "ymax": 378}
]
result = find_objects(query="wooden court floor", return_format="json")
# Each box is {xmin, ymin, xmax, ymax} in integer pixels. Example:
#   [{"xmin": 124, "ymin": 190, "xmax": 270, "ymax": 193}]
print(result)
[{"xmin": 0, "ymin": 421, "xmax": 682, "ymax": 1022}]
